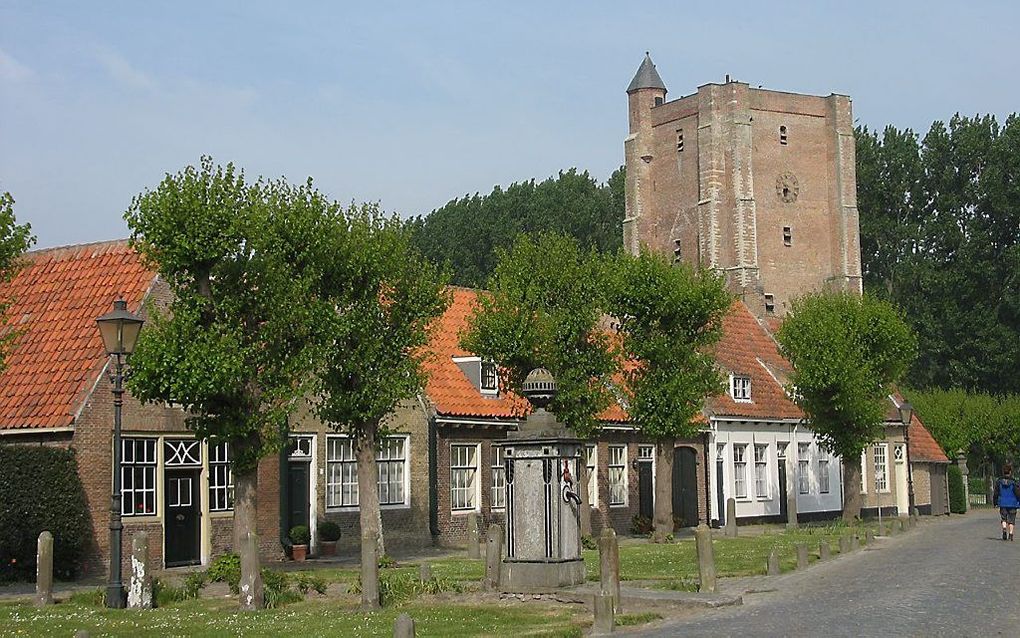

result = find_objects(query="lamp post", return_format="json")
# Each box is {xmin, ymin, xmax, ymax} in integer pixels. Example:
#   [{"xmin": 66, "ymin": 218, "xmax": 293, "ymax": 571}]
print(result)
[
  {"xmin": 96, "ymin": 299, "xmax": 144, "ymax": 609},
  {"xmin": 898, "ymin": 400, "xmax": 915, "ymax": 515}
]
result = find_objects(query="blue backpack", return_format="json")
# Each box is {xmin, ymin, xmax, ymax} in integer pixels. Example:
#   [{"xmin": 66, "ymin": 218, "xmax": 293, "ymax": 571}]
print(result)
[{"xmin": 999, "ymin": 479, "xmax": 1020, "ymax": 509}]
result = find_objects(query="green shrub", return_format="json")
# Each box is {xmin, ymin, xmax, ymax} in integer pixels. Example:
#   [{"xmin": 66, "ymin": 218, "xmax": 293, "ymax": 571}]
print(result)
[
  {"xmin": 580, "ymin": 535, "xmax": 598, "ymax": 551},
  {"xmin": 630, "ymin": 515, "xmax": 653, "ymax": 535},
  {"xmin": 0, "ymin": 445, "xmax": 91, "ymax": 581},
  {"xmin": 293, "ymin": 572, "xmax": 327, "ymax": 595},
  {"xmin": 378, "ymin": 554, "xmax": 397, "ymax": 568},
  {"xmin": 289, "ymin": 525, "xmax": 311, "ymax": 545},
  {"xmin": 68, "ymin": 587, "xmax": 105, "ymax": 607},
  {"xmin": 154, "ymin": 575, "xmax": 202, "ymax": 606},
  {"xmin": 969, "ymin": 477, "xmax": 987, "ymax": 496},
  {"xmin": 317, "ymin": 520, "xmax": 341, "ymax": 542},
  {"xmin": 350, "ymin": 572, "xmax": 462, "ymax": 606},
  {"xmin": 261, "ymin": 569, "xmax": 301, "ymax": 609},
  {"xmin": 948, "ymin": 465, "xmax": 967, "ymax": 514},
  {"xmin": 207, "ymin": 553, "xmax": 241, "ymax": 594}
]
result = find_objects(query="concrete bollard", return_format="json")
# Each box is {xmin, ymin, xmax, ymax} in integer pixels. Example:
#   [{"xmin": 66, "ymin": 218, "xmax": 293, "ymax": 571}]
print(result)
[
  {"xmin": 484, "ymin": 524, "xmax": 502, "ymax": 591},
  {"xmin": 418, "ymin": 563, "xmax": 432, "ymax": 583},
  {"xmin": 795, "ymin": 543, "xmax": 809, "ymax": 570},
  {"xmin": 598, "ymin": 528, "xmax": 621, "ymax": 612},
  {"xmin": 839, "ymin": 536, "xmax": 850, "ymax": 554},
  {"xmin": 35, "ymin": 531, "xmax": 53, "ymax": 607},
  {"xmin": 239, "ymin": 532, "xmax": 264, "ymax": 610},
  {"xmin": 724, "ymin": 498, "xmax": 738, "ymax": 538},
  {"xmin": 819, "ymin": 541, "xmax": 830, "ymax": 560},
  {"xmin": 786, "ymin": 492, "xmax": 799, "ymax": 529},
  {"xmin": 865, "ymin": 529, "xmax": 875, "ymax": 545},
  {"xmin": 888, "ymin": 519, "xmax": 899, "ymax": 536},
  {"xmin": 766, "ymin": 549, "xmax": 780, "ymax": 576},
  {"xmin": 694, "ymin": 524, "xmax": 717, "ymax": 593},
  {"xmin": 908, "ymin": 515, "xmax": 917, "ymax": 529},
  {"xmin": 466, "ymin": 513, "xmax": 481, "ymax": 559},
  {"xmin": 127, "ymin": 532, "xmax": 153, "ymax": 609},
  {"xmin": 593, "ymin": 592, "xmax": 615, "ymax": 635},
  {"xmin": 899, "ymin": 518, "xmax": 908, "ymax": 533},
  {"xmin": 850, "ymin": 535, "xmax": 860, "ymax": 550},
  {"xmin": 394, "ymin": 612, "xmax": 416, "ymax": 637},
  {"xmin": 877, "ymin": 521, "xmax": 886, "ymax": 536}
]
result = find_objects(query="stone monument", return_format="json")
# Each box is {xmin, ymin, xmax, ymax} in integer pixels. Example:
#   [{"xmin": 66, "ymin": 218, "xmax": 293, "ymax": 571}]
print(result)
[{"xmin": 495, "ymin": 368, "xmax": 585, "ymax": 591}]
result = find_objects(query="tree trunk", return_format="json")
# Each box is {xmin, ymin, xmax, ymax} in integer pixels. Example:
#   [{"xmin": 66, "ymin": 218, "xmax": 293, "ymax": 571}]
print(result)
[
  {"xmin": 233, "ymin": 466, "xmax": 264, "ymax": 609},
  {"xmin": 356, "ymin": 425, "xmax": 381, "ymax": 610},
  {"xmin": 652, "ymin": 441, "xmax": 675, "ymax": 543},
  {"xmin": 578, "ymin": 455, "xmax": 592, "ymax": 537},
  {"xmin": 842, "ymin": 454, "xmax": 863, "ymax": 523}
]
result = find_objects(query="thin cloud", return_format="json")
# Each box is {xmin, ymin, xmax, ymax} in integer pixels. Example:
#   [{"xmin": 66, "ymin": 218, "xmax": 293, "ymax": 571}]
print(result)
[
  {"xmin": 0, "ymin": 48, "xmax": 32, "ymax": 82},
  {"xmin": 94, "ymin": 47, "xmax": 155, "ymax": 91}
]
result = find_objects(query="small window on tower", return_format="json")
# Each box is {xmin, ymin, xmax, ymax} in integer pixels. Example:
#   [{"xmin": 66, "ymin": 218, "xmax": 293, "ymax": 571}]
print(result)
[
  {"xmin": 779, "ymin": 126, "xmax": 788, "ymax": 145},
  {"xmin": 654, "ymin": 96, "xmax": 664, "ymax": 106},
  {"xmin": 783, "ymin": 226, "xmax": 792, "ymax": 246},
  {"xmin": 673, "ymin": 239, "xmax": 682, "ymax": 262},
  {"xmin": 676, "ymin": 129, "xmax": 684, "ymax": 152},
  {"xmin": 764, "ymin": 294, "xmax": 776, "ymax": 315}
]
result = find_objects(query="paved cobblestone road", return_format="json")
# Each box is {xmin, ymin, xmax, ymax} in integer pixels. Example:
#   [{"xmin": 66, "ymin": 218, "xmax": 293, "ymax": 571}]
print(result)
[{"xmin": 635, "ymin": 510, "xmax": 1020, "ymax": 637}]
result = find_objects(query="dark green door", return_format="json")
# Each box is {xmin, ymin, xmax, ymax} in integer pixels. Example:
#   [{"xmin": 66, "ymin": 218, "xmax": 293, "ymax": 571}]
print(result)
[
  {"xmin": 164, "ymin": 468, "xmax": 201, "ymax": 567},
  {"xmin": 672, "ymin": 447, "xmax": 699, "ymax": 528},
  {"xmin": 638, "ymin": 461, "xmax": 654, "ymax": 519},
  {"xmin": 286, "ymin": 461, "xmax": 310, "ymax": 532}
]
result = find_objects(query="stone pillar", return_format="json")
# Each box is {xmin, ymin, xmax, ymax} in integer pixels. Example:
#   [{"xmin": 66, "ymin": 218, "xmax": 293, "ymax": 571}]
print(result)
[
  {"xmin": 877, "ymin": 521, "xmax": 886, "ymax": 536},
  {"xmin": 694, "ymin": 524, "xmax": 716, "ymax": 593},
  {"xmin": 394, "ymin": 613, "xmax": 415, "ymax": 638},
  {"xmin": 485, "ymin": 524, "xmax": 502, "ymax": 591},
  {"xmin": 819, "ymin": 542, "xmax": 830, "ymax": 560},
  {"xmin": 35, "ymin": 531, "xmax": 53, "ymax": 607},
  {"xmin": 865, "ymin": 529, "xmax": 875, "ymax": 545},
  {"xmin": 418, "ymin": 563, "xmax": 432, "ymax": 583},
  {"xmin": 724, "ymin": 498, "xmax": 737, "ymax": 538},
  {"xmin": 850, "ymin": 535, "xmax": 860, "ymax": 550},
  {"xmin": 239, "ymin": 532, "xmax": 264, "ymax": 610},
  {"xmin": 786, "ymin": 492, "xmax": 799, "ymax": 529},
  {"xmin": 839, "ymin": 536, "xmax": 850, "ymax": 554},
  {"xmin": 795, "ymin": 543, "xmax": 809, "ymax": 570},
  {"xmin": 956, "ymin": 451, "xmax": 969, "ymax": 513},
  {"xmin": 127, "ymin": 532, "xmax": 153, "ymax": 609},
  {"xmin": 466, "ymin": 513, "xmax": 481, "ymax": 559},
  {"xmin": 766, "ymin": 549, "xmax": 780, "ymax": 576},
  {"xmin": 593, "ymin": 592, "xmax": 615, "ymax": 635},
  {"xmin": 599, "ymin": 528, "xmax": 620, "ymax": 612},
  {"xmin": 889, "ymin": 520, "xmax": 898, "ymax": 536}
]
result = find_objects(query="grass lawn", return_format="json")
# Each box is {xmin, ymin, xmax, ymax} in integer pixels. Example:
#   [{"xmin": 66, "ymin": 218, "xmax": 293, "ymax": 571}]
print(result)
[
  {"xmin": 0, "ymin": 597, "xmax": 585, "ymax": 637},
  {"xmin": 285, "ymin": 555, "xmax": 485, "ymax": 586}
]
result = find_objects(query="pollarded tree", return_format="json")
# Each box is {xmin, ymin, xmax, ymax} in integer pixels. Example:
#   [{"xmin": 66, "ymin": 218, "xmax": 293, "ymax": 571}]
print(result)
[
  {"xmin": 608, "ymin": 250, "xmax": 731, "ymax": 542},
  {"xmin": 311, "ymin": 207, "xmax": 449, "ymax": 610},
  {"xmin": 0, "ymin": 190, "xmax": 36, "ymax": 370},
  {"xmin": 776, "ymin": 291, "xmax": 916, "ymax": 522},
  {"xmin": 460, "ymin": 233, "xmax": 618, "ymax": 535},
  {"xmin": 125, "ymin": 158, "xmax": 338, "ymax": 609}
]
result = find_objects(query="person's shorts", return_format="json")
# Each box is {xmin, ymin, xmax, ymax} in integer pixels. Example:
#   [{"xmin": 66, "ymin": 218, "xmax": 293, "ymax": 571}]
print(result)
[{"xmin": 1001, "ymin": 508, "xmax": 1018, "ymax": 525}]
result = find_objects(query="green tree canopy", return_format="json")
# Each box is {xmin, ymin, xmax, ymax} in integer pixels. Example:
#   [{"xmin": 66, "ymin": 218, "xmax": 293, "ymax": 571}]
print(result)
[{"xmin": 0, "ymin": 190, "xmax": 36, "ymax": 370}]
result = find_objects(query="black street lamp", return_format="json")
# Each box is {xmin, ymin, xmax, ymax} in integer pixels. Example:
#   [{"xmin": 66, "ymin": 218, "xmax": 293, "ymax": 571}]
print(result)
[
  {"xmin": 96, "ymin": 299, "xmax": 144, "ymax": 609},
  {"xmin": 898, "ymin": 399, "xmax": 915, "ymax": 515}
]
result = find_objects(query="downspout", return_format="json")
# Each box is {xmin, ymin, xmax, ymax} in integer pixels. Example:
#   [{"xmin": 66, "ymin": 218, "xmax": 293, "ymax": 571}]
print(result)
[
  {"xmin": 702, "ymin": 430, "xmax": 711, "ymax": 526},
  {"xmin": 420, "ymin": 395, "xmax": 440, "ymax": 542}
]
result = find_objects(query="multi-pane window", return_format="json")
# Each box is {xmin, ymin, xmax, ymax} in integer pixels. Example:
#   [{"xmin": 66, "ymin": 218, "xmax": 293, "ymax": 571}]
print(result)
[
  {"xmin": 121, "ymin": 438, "xmax": 157, "ymax": 516},
  {"xmin": 764, "ymin": 294, "xmax": 776, "ymax": 315},
  {"xmin": 480, "ymin": 362, "xmax": 498, "ymax": 393},
  {"xmin": 873, "ymin": 444, "xmax": 888, "ymax": 492},
  {"xmin": 780, "ymin": 125, "xmax": 789, "ymax": 145},
  {"xmin": 733, "ymin": 444, "xmax": 747, "ymax": 498},
  {"xmin": 818, "ymin": 449, "xmax": 830, "ymax": 495},
  {"xmin": 608, "ymin": 445, "xmax": 627, "ymax": 506},
  {"xmin": 491, "ymin": 446, "xmax": 506, "ymax": 509},
  {"xmin": 451, "ymin": 444, "xmax": 479, "ymax": 511},
  {"xmin": 638, "ymin": 444, "xmax": 654, "ymax": 461},
  {"xmin": 585, "ymin": 444, "xmax": 598, "ymax": 505},
  {"xmin": 798, "ymin": 442, "xmax": 811, "ymax": 494},
  {"xmin": 209, "ymin": 442, "xmax": 234, "ymax": 511},
  {"xmin": 754, "ymin": 444, "xmax": 769, "ymax": 498},
  {"xmin": 326, "ymin": 437, "xmax": 359, "ymax": 508},
  {"xmin": 731, "ymin": 375, "xmax": 752, "ymax": 401},
  {"xmin": 377, "ymin": 437, "xmax": 407, "ymax": 506},
  {"xmin": 676, "ymin": 128, "xmax": 684, "ymax": 152}
]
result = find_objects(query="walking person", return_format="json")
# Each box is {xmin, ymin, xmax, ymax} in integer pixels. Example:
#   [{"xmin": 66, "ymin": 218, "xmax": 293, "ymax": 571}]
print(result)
[{"xmin": 993, "ymin": 464, "xmax": 1020, "ymax": 541}]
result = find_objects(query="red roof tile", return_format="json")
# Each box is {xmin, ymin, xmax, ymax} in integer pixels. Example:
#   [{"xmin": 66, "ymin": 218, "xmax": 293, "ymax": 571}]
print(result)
[
  {"xmin": 887, "ymin": 393, "xmax": 949, "ymax": 463},
  {"xmin": 0, "ymin": 241, "xmax": 155, "ymax": 429}
]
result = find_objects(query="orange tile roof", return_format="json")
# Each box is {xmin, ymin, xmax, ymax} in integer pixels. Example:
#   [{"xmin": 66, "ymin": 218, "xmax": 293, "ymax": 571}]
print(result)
[
  {"xmin": 887, "ymin": 393, "xmax": 949, "ymax": 463},
  {"xmin": 706, "ymin": 302, "xmax": 802, "ymax": 420},
  {"xmin": 0, "ymin": 240, "xmax": 155, "ymax": 429}
]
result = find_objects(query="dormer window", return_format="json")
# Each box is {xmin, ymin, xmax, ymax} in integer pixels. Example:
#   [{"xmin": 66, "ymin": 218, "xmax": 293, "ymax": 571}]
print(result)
[
  {"xmin": 480, "ymin": 361, "xmax": 498, "ymax": 394},
  {"xmin": 731, "ymin": 375, "xmax": 752, "ymax": 402}
]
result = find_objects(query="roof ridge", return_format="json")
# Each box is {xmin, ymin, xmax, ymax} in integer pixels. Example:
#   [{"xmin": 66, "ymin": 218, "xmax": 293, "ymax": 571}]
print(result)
[{"xmin": 27, "ymin": 238, "xmax": 132, "ymax": 258}]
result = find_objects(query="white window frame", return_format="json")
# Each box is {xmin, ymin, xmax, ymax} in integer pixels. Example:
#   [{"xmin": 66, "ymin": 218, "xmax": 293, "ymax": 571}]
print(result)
[
  {"xmin": 208, "ymin": 441, "xmax": 234, "ymax": 512},
  {"xmin": 873, "ymin": 443, "xmax": 890, "ymax": 493},
  {"xmin": 450, "ymin": 442, "xmax": 481, "ymax": 513},
  {"xmin": 860, "ymin": 450, "xmax": 868, "ymax": 494},
  {"xmin": 798, "ymin": 442, "xmax": 811, "ymax": 495},
  {"xmin": 325, "ymin": 434, "xmax": 411, "ymax": 511},
  {"xmin": 818, "ymin": 449, "xmax": 830, "ymax": 495},
  {"xmin": 585, "ymin": 444, "xmax": 598, "ymax": 507},
  {"xmin": 480, "ymin": 361, "xmax": 499, "ymax": 395},
  {"xmin": 490, "ymin": 445, "xmax": 506, "ymax": 510},
  {"xmin": 730, "ymin": 375, "xmax": 752, "ymax": 402},
  {"xmin": 121, "ymin": 437, "xmax": 158, "ymax": 517},
  {"xmin": 376, "ymin": 436, "xmax": 410, "ymax": 507},
  {"xmin": 608, "ymin": 444, "xmax": 628, "ymax": 507},
  {"xmin": 754, "ymin": 443, "xmax": 769, "ymax": 499},
  {"xmin": 733, "ymin": 444, "xmax": 748, "ymax": 499}
]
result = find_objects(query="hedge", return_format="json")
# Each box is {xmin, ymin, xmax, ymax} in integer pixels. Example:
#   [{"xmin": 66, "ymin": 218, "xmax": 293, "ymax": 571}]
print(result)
[
  {"xmin": 0, "ymin": 444, "xmax": 91, "ymax": 581},
  {"xmin": 948, "ymin": 465, "xmax": 967, "ymax": 514}
]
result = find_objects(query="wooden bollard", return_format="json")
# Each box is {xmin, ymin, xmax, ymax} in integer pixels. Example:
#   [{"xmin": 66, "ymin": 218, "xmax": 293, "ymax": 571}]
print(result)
[
  {"xmin": 724, "ymin": 498, "xmax": 738, "ymax": 538},
  {"xmin": 865, "ymin": 529, "xmax": 875, "ymax": 545},
  {"xmin": 394, "ymin": 612, "xmax": 415, "ymax": 637},
  {"xmin": 888, "ymin": 519, "xmax": 899, "ymax": 536},
  {"xmin": 35, "ymin": 531, "xmax": 53, "ymax": 607},
  {"xmin": 850, "ymin": 535, "xmax": 860, "ymax": 550},
  {"xmin": 127, "ymin": 532, "xmax": 153, "ymax": 609},
  {"xmin": 466, "ymin": 513, "xmax": 481, "ymax": 559},
  {"xmin": 819, "ymin": 541, "xmax": 830, "ymax": 560},
  {"xmin": 839, "ymin": 536, "xmax": 850, "ymax": 553},
  {"xmin": 598, "ymin": 528, "xmax": 620, "ymax": 612},
  {"xmin": 593, "ymin": 592, "xmax": 615, "ymax": 635},
  {"xmin": 786, "ymin": 492, "xmax": 799, "ymax": 529},
  {"xmin": 694, "ymin": 524, "xmax": 716, "ymax": 593},
  {"xmin": 484, "ymin": 524, "xmax": 502, "ymax": 591},
  {"xmin": 767, "ymin": 549, "xmax": 780, "ymax": 575},
  {"xmin": 795, "ymin": 543, "xmax": 809, "ymax": 569}
]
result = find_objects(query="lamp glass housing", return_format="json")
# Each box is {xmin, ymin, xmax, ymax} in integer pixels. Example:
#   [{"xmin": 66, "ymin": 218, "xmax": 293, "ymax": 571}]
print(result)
[{"xmin": 96, "ymin": 299, "xmax": 144, "ymax": 355}]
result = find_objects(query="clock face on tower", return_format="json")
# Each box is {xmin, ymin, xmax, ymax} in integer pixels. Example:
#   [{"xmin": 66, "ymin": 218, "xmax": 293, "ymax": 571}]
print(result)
[{"xmin": 776, "ymin": 172, "xmax": 800, "ymax": 203}]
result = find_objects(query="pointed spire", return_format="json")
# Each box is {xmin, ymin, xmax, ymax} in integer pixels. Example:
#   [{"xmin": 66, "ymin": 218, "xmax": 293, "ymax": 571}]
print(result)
[{"xmin": 627, "ymin": 52, "xmax": 667, "ymax": 94}]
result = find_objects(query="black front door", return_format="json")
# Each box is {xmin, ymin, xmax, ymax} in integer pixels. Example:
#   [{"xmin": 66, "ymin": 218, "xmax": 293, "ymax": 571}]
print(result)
[
  {"xmin": 638, "ymin": 461, "xmax": 654, "ymax": 520},
  {"xmin": 286, "ymin": 461, "xmax": 311, "ymax": 533},
  {"xmin": 164, "ymin": 468, "xmax": 201, "ymax": 567},
  {"xmin": 778, "ymin": 464, "xmax": 789, "ymax": 523},
  {"xmin": 672, "ymin": 447, "xmax": 699, "ymax": 528}
]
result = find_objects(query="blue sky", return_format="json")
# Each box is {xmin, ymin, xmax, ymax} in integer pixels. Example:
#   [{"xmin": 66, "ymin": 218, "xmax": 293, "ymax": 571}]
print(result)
[{"xmin": 1, "ymin": 1, "xmax": 1017, "ymax": 248}]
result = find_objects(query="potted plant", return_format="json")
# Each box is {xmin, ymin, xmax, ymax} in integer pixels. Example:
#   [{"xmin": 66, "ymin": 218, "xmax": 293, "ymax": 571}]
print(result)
[
  {"xmin": 317, "ymin": 520, "xmax": 341, "ymax": 557},
  {"xmin": 289, "ymin": 525, "xmax": 311, "ymax": 561}
]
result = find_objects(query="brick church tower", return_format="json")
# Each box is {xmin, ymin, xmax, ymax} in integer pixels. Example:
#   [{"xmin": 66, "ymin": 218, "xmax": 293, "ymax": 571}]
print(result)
[{"xmin": 623, "ymin": 54, "xmax": 863, "ymax": 319}]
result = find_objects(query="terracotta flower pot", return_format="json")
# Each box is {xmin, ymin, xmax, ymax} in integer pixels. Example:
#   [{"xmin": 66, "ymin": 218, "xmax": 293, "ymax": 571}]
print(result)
[
  {"xmin": 292, "ymin": 544, "xmax": 308, "ymax": 561},
  {"xmin": 318, "ymin": 540, "xmax": 337, "ymax": 557}
]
